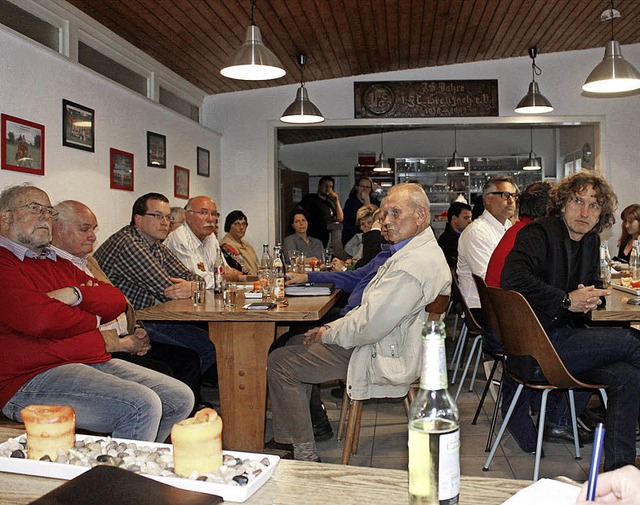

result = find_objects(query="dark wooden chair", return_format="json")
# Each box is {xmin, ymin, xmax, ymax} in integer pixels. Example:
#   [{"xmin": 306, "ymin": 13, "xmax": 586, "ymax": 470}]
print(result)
[
  {"xmin": 448, "ymin": 267, "xmax": 485, "ymax": 399},
  {"xmin": 482, "ymin": 286, "xmax": 608, "ymax": 481},
  {"xmin": 471, "ymin": 274, "xmax": 506, "ymax": 452},
  {"xmin": 337, "ymin": 294, "xmax": 450, "ymax": 465}
]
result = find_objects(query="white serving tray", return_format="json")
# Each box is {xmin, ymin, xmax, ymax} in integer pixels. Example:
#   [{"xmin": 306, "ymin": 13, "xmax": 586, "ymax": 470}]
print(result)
[
  {"xmin": 612, "ymin": 281, "xmax": 640, "ymax": 296},
  {"xmin": 0, "ymin": 434, "xmax": 279, "ymax": 503}
]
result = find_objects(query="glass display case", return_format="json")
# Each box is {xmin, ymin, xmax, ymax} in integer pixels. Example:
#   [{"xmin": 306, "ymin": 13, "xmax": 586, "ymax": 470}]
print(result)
[{"xmin": 395, "ymin": 156, "xmax": 543, "ymax": 234}]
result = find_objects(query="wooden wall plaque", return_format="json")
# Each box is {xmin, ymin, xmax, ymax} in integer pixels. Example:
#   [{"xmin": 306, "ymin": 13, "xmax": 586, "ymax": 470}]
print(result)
[{"xmin": 354, "ymin": 80, "xmax": 499, "ymax": 118}]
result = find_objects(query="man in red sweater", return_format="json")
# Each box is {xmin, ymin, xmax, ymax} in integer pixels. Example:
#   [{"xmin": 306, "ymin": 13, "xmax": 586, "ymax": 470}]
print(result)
[{"xmin": 0, "ymin": 185, "xmax": 193, "ymax": 442}]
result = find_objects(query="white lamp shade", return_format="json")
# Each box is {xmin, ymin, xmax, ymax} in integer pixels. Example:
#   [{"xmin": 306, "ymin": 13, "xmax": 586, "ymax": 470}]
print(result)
[
  {"xmin": 221, "ymin": 25, "xmax": 286, "ymax": 81},
  {"xmin": 523, "ymin": 153, "xmax": 541, "ymax": 171},
  {"xmin": 582, "ymin": 40, "xmax": 640, "ymax": 93},
  {"xmin": 447, "ymin": 151, "xmax": 465, "ymax": 171},
  {"xmin": 280, "ymin": 86, "xmax": 325, "ymax": 123}
]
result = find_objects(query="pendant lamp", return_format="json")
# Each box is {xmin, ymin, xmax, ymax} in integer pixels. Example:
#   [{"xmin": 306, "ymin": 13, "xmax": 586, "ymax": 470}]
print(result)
[
  {"xmin": 515, "ymin": 47, "xmax": 554, "ymax": 114},
  {"xmin": 582, "ymin": 2, "xmax": 640, "ymax": 93},
  {"xmin": 447, "ymin": 129, "xmax": 465, "ymax": 171},
  {"xmin": 523, "ymin": 127, "xmax": 542, "ymax": 171},
  {"xmin": 373, "ymin": 132, "xmax": 392, "ymax": 172},
  {"xmin": 220, "ymin": 0, "xmax": 286, "ymax": 81},
  {"xmin": 280, "ymin": 53, "xmax": 324, "ymax": 124}
]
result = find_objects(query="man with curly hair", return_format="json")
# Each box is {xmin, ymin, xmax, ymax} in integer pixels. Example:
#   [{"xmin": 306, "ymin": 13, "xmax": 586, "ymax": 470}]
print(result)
[{"xmin": 502, "ymin": 171, "xmax": 640, "ymax": 471}]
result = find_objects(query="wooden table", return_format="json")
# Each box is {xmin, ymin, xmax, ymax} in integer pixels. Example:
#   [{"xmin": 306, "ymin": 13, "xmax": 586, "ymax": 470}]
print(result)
[
  {"xmin": 137, "ymin": 290, "xmax": 341, "ymax": 452},
  {"xmin": 0, "ymin": 425, "xmax": 531, "ymax": 504},
  {"xmin": 590, "ymin": 286, "xmax": 640, "ymax": 323}
]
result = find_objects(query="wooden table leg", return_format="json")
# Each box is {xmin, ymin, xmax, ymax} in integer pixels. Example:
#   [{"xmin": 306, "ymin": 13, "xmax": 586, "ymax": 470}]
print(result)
[{"xmin": 208, "ymin": 321, "xmax": 275, "ymax": 452}]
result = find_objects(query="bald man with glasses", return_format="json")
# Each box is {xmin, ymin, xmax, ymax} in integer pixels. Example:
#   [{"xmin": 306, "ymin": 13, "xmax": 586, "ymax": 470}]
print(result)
[
  {"xmin": 164, "ymin": 195, "xmax": 242, "ymax": 287},
  {"xmin": 94, "ymin": 192, "xmax": 215, "ymax": 375}
]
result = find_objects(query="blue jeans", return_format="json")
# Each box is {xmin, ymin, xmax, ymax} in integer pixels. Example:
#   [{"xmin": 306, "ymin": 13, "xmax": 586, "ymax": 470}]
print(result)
[
  {"xmin": 2, "ymin": 359, "xmax": 194, "ymax": 442},
  {"xmin": 145, "ymin": 322, "xmax": 216, "ymax": 373},
  {"xmin": 548, "ymin": 325, "xmax": 640, "ymax": 471}
]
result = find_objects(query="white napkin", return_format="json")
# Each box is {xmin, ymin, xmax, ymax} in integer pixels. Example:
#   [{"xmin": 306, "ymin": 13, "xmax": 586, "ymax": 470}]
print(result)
[{"xmin": 501, "ymin": 478, "xmax": 581, "ymax": 504}]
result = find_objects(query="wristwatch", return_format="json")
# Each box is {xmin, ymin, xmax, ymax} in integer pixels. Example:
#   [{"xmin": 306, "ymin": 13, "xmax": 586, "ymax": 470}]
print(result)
[{"xmin": 561, "ymin": 293, "xmax": 572, "ymax": 310}]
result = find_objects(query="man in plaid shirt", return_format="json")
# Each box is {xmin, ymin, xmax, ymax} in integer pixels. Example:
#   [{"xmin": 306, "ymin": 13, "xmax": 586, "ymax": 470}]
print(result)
[{"xmin": 94, "ymin": 192, "xmax": 215, "ymax": 374}]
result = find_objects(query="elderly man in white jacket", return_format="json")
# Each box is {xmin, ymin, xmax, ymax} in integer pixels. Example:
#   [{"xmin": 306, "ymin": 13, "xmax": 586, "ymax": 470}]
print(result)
[{"xmin": 268, "ymin": 183, "xmax": 451, "ymax": 462}]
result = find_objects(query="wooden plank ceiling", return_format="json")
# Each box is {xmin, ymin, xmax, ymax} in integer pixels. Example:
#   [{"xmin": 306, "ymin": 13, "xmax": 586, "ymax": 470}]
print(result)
[{"xmin": 66, "ymin": 0, "xmax": 640, "ymax": 96}]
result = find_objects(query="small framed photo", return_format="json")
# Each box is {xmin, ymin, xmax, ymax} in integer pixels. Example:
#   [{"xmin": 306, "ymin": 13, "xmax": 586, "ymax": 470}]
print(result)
[
  {"xmin": 62, "ymin": 99, "xmax": 95, "ymax": 152},
  {"xmin": 110, "ymin": 148, "xmax": 134, "ymax": 191},
  {"xmin": 174, "ymin": 165, "xmax": 190, "ymax": 199},
  {"xmin": 197, "ymin": 146, "xmax": 210, "ymax": 177},
  {"xmin": 147, "ymin": 131, "xmax": 166, "ymax": 168},
  {"xmin": 1, "ymin": 114, "xmax": 45, "ymax": 176}
]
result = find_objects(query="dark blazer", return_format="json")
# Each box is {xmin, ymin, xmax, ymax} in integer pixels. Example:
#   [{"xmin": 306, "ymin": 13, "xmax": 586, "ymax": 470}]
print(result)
[
  {"xmin": 501, "ymin": 216, "xmax": 602, "ymax": 332},
  {"xmin": 437, "ymin": 223, "xmax": 461, "ymax": 268}
]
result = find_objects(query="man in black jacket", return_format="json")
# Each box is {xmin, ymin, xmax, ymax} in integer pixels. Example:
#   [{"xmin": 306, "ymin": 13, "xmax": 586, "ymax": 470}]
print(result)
[
  {"xmin": 437, "ymin": 201, "xmax": 472, "ymax": 267},
  {"xmin": 502, "ymin": 171, "xmax": 640, "ymax": 471}
]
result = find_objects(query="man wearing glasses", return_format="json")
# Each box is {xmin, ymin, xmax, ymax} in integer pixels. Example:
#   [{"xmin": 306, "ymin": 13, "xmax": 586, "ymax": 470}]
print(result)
[
  {"xmin": 164, "ymin": 195, "xmax": 242, "ymax": 287},
  {"xmin": 457, "ymin": 176, "xmax": 518, "ymax": 315},
  {"xmin": 0, "ymin": 185, "xmax": 193, "ymax": 442},
  {"xmin": 94, "ymin": 193, "xmax": 215, "ymax": 375}
]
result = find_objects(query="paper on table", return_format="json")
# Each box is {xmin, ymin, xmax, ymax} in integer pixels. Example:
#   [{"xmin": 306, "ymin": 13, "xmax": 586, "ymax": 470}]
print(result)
[{"xmin": 500, "ymin": 478, "xmax": 580, "ymax": 505}]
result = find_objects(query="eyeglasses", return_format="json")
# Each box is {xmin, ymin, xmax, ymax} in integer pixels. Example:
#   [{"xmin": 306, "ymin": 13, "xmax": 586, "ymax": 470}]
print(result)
[
  {"xmin": 144, "ymin": 212, "xmax": 172, "ymax": 221},
  {"xmin": 357, "ymin": 184, "xmax": 372, "ymax": 190},
  {"xmin": 186, "ymin": 209, "xmax": 220, "ymax": 218},
  {"xmin": 487, "ymin": 191, "xmax": 519, "ymax": 201},
  {"xmin": 232, "ymin": 221, "xmax": 248, "ymax": 227},
  {"xmin": 7, "ymin": 202, "xmax": 59, "ymax": 219}
]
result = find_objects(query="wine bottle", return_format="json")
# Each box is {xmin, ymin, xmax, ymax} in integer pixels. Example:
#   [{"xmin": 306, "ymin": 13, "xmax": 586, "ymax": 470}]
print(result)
[
  {"xmin": 631, "ymin": 239, "xmax": 640, "ymax": 282},
  {"xmin": 408, "ymin": 320, "xmax": 460, "ymax": 505},
  {"xmin": 600, "ymin": 241, "xmax": 611, "ymax": 289},
  {"xmin": 272, "ymin": 244, "xmax": 285, "ymax": 302}
]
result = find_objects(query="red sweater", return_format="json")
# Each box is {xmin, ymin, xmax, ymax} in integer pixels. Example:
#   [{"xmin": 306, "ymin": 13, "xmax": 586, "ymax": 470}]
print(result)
[
  {"xmin": 485, "ymin": 217, "xmax": 533, "ymax": 288},
  {"xmin": 0, "ymin": 248, "xmax": 126, "ymax": 408}
]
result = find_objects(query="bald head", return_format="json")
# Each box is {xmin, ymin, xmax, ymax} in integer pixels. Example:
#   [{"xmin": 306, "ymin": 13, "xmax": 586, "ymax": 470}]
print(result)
[
  {"xmin": 379, "ymin": 183, "xmax": 431, "ymax": 244},
  {"xmin": 185, "ymin": 195, "xmax": 218, "ymax": 241},
  {"xmin": 52, "ymin": 200, "xmax": 98, "ymax": 257}
]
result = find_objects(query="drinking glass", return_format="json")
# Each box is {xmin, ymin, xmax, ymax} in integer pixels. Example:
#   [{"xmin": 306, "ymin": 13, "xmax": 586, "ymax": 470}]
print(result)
[
  {"xmin": 289, "ymin": 250, "xmax": 300, "ymax": 273},
  {"xmin": 191, "ymin": 279, "xmax": 206, "ymax": 306},
  {"xmin": 258, "ymin": 269, "xmax": 276, "ymax": 302},
  {"xmin": 223, "ymin": 281, "xmax": 237, "ymax": 309},
  {"xmin": 297, "ymin": 252, "xmax": 306, "ymax": 273}
]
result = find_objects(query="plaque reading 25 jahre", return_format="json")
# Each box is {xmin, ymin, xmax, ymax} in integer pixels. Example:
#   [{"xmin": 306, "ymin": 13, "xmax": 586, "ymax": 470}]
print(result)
[{"xmin": 354, "ymin": 80, "xmax": 499, "ymax": 119}]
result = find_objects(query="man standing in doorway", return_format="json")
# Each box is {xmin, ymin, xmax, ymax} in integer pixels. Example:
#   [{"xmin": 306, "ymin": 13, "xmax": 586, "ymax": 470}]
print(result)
[{"xmin": 298, "ymin": 176, "xmax": 344, "ymax": 246}]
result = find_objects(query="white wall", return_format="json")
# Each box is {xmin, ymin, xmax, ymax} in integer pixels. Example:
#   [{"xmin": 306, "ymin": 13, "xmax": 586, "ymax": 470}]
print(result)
[
  {"xmin": 0, "ymin": 26, "xmax": 221, "ymax": 243},
  {"xmin": 204, "ymin": 44, "xmax": 640, "ymax": 247}
]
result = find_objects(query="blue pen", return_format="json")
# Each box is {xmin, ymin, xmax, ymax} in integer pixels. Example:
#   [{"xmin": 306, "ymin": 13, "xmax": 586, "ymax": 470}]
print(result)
[{"xmin": 586, "ymin": 423, "xmax": 605, "ymax": 501}]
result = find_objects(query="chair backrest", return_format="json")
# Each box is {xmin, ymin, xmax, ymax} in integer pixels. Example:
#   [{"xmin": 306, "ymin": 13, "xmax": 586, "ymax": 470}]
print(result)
[
  {"xmin": 449, "ymin": 266, "xmax": 483, "ymax": 333},
  {"xmin": 485, "ymin": 286, "xmax": 595, "ymax": 389},
  {"xmin": 472, "ymin": 274, "xmax": 500, "ymax": 337},
  {"xmin": 425, "ymin": 294, "xmax": 450, "ymax": 321}
]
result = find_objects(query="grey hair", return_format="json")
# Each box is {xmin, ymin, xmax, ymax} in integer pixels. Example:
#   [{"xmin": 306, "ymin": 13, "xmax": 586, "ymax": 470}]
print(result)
[
  {"xmin": 0, "ymin": 184, "xmax": 38, "ymax": 211},
  {"xmin": 54, "ymin": 200, "xmax": 91, "ymax": 225},
  {"xmin": 483, "ymin": 176, "xmax": 518, "ymax": 195}
]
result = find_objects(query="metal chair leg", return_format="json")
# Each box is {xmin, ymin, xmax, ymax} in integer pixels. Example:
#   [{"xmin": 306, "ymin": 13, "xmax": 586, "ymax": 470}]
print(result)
[
  {"xmin": 455, "ymin": 334, "xmax": 481, "ymax": 401},
  {"xmin": 568, "ymin": 390, "xmax": 581, "ymax": 460},
  {"xmin": 484, "ymin": 384, "xmax": 524, "ymax": 472},
  {"xmin": 533, "ymin": 389, "xmax": 550, "ymax": 481},
  {"xmin": 473, "ymin": 357, "xmax": 499, "ymax": 424},
  {"xmin": 485, "ymin": 375, "xmax": 503, "ymax": 452},
  {"xmin": 450, "ymin": 324, "xmax": 468, "ymax": 383},
  {"xmin": 469, "ymin": 343, "xmax": 484, "ymax": 391}
]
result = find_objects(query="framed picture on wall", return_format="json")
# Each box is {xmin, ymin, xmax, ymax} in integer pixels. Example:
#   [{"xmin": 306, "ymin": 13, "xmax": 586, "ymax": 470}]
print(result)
[
  {"xmin": 197, "ymin": 146, "xmax": 210, "ymax": 177},
  {"xmin": 174, "ymin": 165, "xmax": 190, "ymax": 199},
  {"xmin": 1, "ymin": 114, "xmax": 45, "ymax": 176},
  {"xmin": 62, "ymin": 99, "xmax": 95, "ymax": 152},
  {"xmin": 147, "ymin": 131, "xmax": 166, "ymax": 168},
  {"xmin": 110, "ymin": 148, "xmax": 134, "ymax": 191}
]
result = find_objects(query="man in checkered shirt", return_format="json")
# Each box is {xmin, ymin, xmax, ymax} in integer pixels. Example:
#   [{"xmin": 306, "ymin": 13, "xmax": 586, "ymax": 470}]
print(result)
[{"xmin": 94, "ymin": 192, "xmax": 215, "ymax": 374}]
